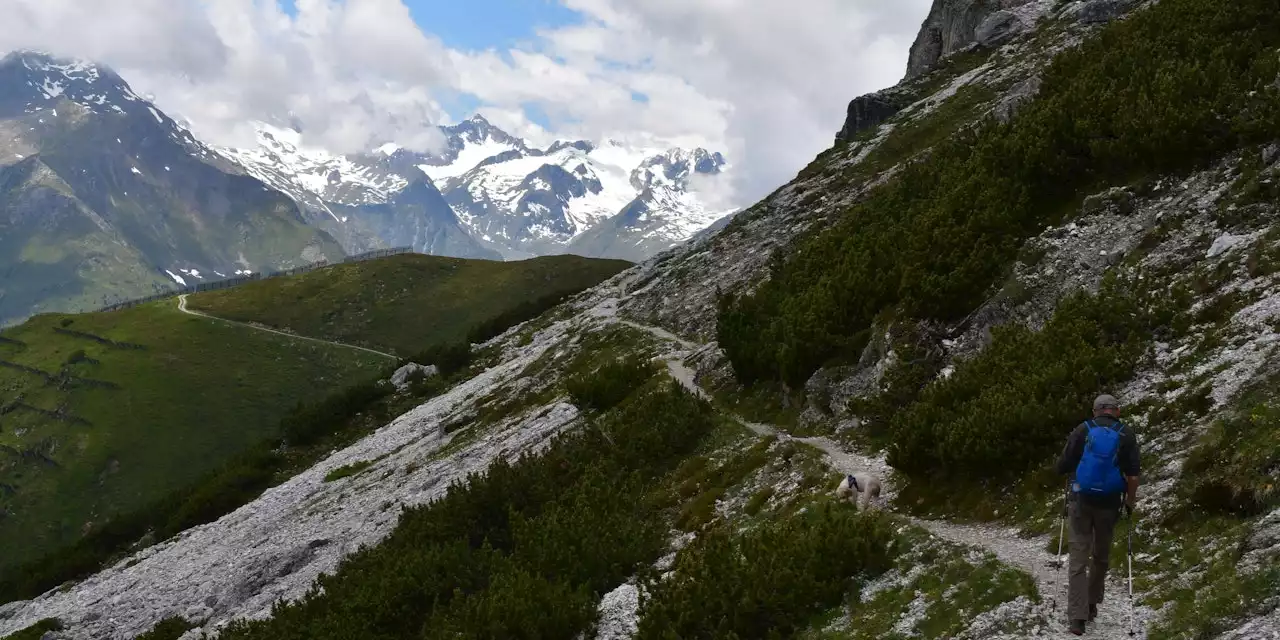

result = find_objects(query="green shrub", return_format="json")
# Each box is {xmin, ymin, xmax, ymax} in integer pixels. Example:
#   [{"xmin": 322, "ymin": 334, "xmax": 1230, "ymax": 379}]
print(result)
[
  {"xmin": 420, "ymin": 568, "xmax": 597, "ymax": 640},
  {"xmin": 282, "ymin": 379, "xmax": 391, "ymax": 446},
  {"xmin": 135, "ymin": 616, "xmax": 195, "ymax": 640},
  {"xmin": 158, "ymin": 450, "xmax": 283, "ymax": 539},
  {"xmin": 887, "ymin": 280, "xmax": 1150, "ymax": 483},
  {"xmin": 324, "ymin": 460, "xmax": 374, "ymax": 483},
  {"xmin": 403, "ymin": 341, "xmax": 473, "ymax": 377},
  {"xmin": 465, "ymin": 290, "xmax": 577, "ymax": 345},
  {"xmin": 0, "ymin": 618, "xmax": 62, "ymax": 640},
  {"xmin": 218, "ymin": 381, "xmax": 716, "ymax": 640},
  {"xmin": 566, "ymin": 355, "xmax": 657, "ymax": 413},
  {"xmin": 718, "ymin": 0, "xmax": 1280, "ymax": 387},
  {"xmin": 635, "ymin": 504, "xmax": 897, "ymax": 639}
]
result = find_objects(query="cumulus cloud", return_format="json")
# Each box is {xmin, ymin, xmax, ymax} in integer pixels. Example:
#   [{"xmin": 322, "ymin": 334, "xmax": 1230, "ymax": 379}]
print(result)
[
  {"xmin": 0, "ymin": 0, "xmax": 933, "ymax": 204},
  {"xmin": 1, "ymin": 0, "xmax": 453, "ymax": 154}
]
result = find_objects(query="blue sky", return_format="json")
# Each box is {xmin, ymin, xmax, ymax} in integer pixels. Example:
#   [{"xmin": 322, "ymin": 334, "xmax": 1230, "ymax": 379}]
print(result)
[
  {"xmin": 279, "ymin": 0, "xmax": 582, "ymax": 126},
  {"xmin": 280, "ymin": 0, "xmax": 581, "ymax": 52}
]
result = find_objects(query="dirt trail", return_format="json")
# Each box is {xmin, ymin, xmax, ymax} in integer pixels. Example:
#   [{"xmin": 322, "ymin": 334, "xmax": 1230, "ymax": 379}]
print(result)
[
  {"xmin": 616, "ymin": 306, "xmax": 1152, "ymax": 639},
  {"xmin": 177, "ymin": 294, "xmax": 398, "ymax": 361}
]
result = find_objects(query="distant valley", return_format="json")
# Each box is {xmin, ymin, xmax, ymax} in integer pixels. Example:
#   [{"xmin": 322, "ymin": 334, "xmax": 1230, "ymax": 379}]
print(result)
[{"xmin": 0, "ymin": 50, "xmax": 733, "ymax": 325}]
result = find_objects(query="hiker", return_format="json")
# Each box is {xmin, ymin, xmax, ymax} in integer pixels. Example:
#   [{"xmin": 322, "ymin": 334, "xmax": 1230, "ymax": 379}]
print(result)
[
  {"xmin": 835, "ymin": 472, "xmax": 882, "ymax": 510},
  {"xmin": 1056, "ymin": 394, "xmax": 1141, "ymax": 636}
]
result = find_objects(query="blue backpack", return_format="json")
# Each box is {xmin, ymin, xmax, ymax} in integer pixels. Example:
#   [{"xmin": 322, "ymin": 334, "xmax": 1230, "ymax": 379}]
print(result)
[{"xmin": 1073, "ymin": 420, "xmax": 1128, "ymax": 496}]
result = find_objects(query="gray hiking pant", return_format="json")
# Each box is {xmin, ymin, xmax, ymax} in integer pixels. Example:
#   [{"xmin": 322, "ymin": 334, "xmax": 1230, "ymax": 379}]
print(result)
[{"xmin": 1068, "ymin": 498, "xmax": 1120, "ymax": 621}]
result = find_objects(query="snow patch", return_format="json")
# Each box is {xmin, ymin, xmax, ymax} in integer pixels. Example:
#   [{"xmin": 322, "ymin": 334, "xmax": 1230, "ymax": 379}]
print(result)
[{"xmin": 164, "ymin": 270, "xmax": 186, "ymax": 286}]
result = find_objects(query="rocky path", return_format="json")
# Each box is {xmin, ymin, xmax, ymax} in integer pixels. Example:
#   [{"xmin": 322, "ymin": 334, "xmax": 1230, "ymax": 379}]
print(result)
[
  {"xmin": 177, "ymin": 294, "xmax": 398, "ymax": 360},
  {"xmin": 622, "ymin": 309, "xmax": 1152, "ymax": 639}
]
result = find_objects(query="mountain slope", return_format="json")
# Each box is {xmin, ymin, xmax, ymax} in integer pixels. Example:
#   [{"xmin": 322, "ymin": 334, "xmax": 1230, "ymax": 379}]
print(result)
[
  {"xmin": 8, "ymin": 0, "xmax": 1280, "ymax": 638},
  {"xmin": 187, "ymin": 253, "xmax": 632, "ymax": 356},
  {"xmin": 0, "ymin": 301, "xmax": 387, "ymax": 580},
  {"xmin": 0, "ymin": 251, "xmax": 627, "ymax": 603},
  {"xmin": 0, "ymin": 52, "xmax": 346, "ymax": 325}
]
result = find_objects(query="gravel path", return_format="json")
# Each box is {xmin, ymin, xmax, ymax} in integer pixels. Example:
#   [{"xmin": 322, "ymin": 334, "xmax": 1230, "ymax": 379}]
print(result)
[
  {"xmin": 177, "ymin": 294, "xmax": 398, "ymax": 360},
  {"xmin": 619, "ymin": 309, "xmax": 1155, "ymax": 639}
]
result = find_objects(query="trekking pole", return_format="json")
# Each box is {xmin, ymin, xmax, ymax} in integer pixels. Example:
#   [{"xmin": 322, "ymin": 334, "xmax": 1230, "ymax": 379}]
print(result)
[
  {"xmin": 1127, "ymin": 505, "xmax": 1136, "ymax": 637},
  {"xmin": 1128, "ymin": 420, "xmax": 1142, "ymax": 637},
  {"xmin": 1049, "ymin": 480, "xmax": 1068, "ymax": 617}
]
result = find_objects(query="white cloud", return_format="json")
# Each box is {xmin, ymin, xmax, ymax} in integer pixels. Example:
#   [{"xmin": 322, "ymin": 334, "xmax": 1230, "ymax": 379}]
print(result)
[
  {"xmin": 0, "ymin": 0, "xmax": 932, "ymax": 204},
  {"xmin": 1, "ymin": 0, "xmax": 452, "ymax": 154}
]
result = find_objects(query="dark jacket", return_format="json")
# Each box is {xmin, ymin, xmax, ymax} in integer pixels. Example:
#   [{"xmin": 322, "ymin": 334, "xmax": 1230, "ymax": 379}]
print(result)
[{"xmin": 1055, "ymin": 415, "xmax": 1141, "ymax": 509}]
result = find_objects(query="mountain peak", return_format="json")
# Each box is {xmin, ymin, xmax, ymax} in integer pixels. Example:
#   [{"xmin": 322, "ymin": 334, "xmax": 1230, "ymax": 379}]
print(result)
[{"xmin": 0, "ymin": 49, "xmax": 145, "ymax": 118}]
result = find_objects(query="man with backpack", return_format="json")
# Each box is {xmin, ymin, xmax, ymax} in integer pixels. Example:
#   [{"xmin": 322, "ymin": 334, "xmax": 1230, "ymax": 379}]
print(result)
[{"xmin": 1056, "ymin": 394, "xmax": 1141, "ymax": 636}]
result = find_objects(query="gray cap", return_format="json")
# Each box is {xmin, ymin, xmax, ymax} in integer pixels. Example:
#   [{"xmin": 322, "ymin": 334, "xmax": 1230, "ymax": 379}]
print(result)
[{"xmin": 1093, "ymin": 394, "xmax": 1120, "ymax": 412}]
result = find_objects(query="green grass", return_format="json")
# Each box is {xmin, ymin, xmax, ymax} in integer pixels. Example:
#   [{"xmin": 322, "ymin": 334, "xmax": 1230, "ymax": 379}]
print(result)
[
  {"xmin": 186, "ymin": 253, "xmax": 631, "ymax": 356},
  {"xmin": 324, "ymin": 460, "xmax": 374, "ymax": 483},
  {"xmin": 0, "ymin": 301, "xmax": 387, "ymax": 575}
]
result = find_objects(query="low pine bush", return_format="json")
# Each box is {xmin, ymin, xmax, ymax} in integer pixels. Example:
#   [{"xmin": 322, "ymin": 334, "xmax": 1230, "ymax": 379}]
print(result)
[
  {"xmin": 218, "ymin": 381, "xmax": 716, "ymax": 640},
  {"xmin": 718, "ymin": 0, "xmax": 1280, "ymax": 388},
  {"xmin": 566, "ymin": 355, "xmax": 657, "ymax": 413},
  {"xmin": 887, "ymin": 277, "xmax": 1150, "ymax": 484},
  {"xmin": 636, "ymin": 503, "xmax": 897, "ymax": 639}
]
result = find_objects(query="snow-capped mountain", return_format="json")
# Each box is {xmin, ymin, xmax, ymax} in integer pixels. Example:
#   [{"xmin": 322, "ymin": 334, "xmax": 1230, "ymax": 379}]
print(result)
[
  {"xmin": 217, "ymin": 114, "xmax": 735, "ymax": 261},
  {"xmin": 0, "ymin": 50, "xmax": 345, "ymax": 323},
  {"xmin": 215, "ymin": 122, "xmax": 499, "ymax": 260}
]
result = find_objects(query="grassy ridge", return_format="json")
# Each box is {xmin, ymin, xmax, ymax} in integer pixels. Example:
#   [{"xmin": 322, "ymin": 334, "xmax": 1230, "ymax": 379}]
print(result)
[
  {"xmin": 0, "ymin": 302, "xmax": 388, "ymax": 575},
  {"xmin": 186, "ymin": 254, "xmax": 631, "ymax": 355}
]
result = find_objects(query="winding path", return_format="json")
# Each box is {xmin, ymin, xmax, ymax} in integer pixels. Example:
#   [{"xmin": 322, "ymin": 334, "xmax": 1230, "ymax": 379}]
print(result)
[
  {"xmin": 611, "ymin": 304, "xmax": 1151, "ymax": 639},
  {"xmin": 177, "ymin": 294, "xmax": 399, "ymax": 361}
]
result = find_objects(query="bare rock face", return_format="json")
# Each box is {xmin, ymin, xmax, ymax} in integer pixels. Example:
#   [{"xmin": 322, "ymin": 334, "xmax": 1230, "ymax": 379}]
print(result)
[
  {"xmin": 835, "ymin": 91, "xmax": 907, "ymax": 143},
  {"xmin": 905, "ymin": 0, "xmax": 1036, "ymax": 79},
  {"xmin": 1076, "ymin": 0, "xmax": 1137, "ymax": 24}
]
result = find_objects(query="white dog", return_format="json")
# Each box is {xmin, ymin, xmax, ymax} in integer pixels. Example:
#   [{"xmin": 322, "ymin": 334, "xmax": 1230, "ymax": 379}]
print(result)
[{"xmin": 835, "ymin": 472, "xmax": 882, "ymax": 510}]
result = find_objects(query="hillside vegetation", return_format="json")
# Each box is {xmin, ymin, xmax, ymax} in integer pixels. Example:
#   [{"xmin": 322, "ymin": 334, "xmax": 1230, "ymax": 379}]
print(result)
[
  {"xmin": 0, "ymin": 302, "xmax": 387, "ymax": 576},
  {"xmin": 186, "ymin": 254, "xmax": 632, "ymax": 356},
  {"xmin": 719, "ymin": 0, "xmax": 1280, "ymax": 389},
  {"xmin": 0, "ymin": 252, "xmax": 626, "ymax": 601}
]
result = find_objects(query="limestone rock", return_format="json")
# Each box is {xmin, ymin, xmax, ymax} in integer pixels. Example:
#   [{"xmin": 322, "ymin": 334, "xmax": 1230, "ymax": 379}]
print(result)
[
  {"xmin": 835, "ymin": 91, "xmax": 906, "ymax": 143},
  {"xmin": 1206, "ymin": 233, "xmax": 1248, "ymax": 259},
  {"xmin": 994, "ymin": 75, "xmax": 1043, "ymax": 123},
  {"xmin": 1263, "ymin": 143, "xmax": 1279, "ymax": 167},
  {"xmin": 1076, "ymin": 0, "xmax": 1135, "ymax": 24},
  {"xmin": 906, "ymin": 0, "xmax": 1036, "ymax": 79},
  {"xmin": 390, "ymin": 363, "xmax": 439, "ymax": 390},
  {"xmin": 975, "ymin": 10, "xmax": 1025, "ymax": 47}
]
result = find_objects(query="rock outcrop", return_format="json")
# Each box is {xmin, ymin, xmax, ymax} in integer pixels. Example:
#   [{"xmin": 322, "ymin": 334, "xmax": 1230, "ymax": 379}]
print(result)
[
  {"xmin": 905, "ymin": 0, "xmax": 1037, "ymax": 79},
  {"xmin": 835, "ymin": 91, "xmax": 908, "ymax": 143},
  {"xmin": 1075, "ymin": 0, "xmax": 1138, "ymax": 24},
  {"xmin": 390, "ymin": 363, "xmax": 439, "ymax": 390}
]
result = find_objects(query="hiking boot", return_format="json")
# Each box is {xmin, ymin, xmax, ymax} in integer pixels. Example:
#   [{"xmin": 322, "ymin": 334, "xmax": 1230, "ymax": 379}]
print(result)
[
  {"xmin": 1069, "ymin": 619, "xmax": 1087, "ymax": 635},
  {"xmin": 1088, "ymin": 604, "xmax": 1098, "ymax": 622}
]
